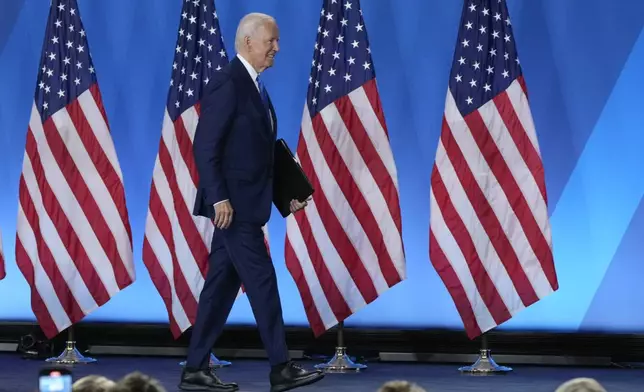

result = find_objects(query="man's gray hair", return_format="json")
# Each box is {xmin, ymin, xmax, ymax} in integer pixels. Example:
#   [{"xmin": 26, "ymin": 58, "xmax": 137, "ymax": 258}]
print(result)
[
  {"xmin": 555, "ymin": 377, "xmax": 607, "ymax": 392},
  {"xmin": 110, "ymin": 371, "xmax": 166, "ymax": 392},
  {"xmin": 234, "ymin": 13, "xmax": 276, "ymax": 52},
  {"xmin": 72, "ymin": 375, "xmax": 115, "ymax": 392},
  {"xmin": 378, "ymin": 380, "xmax": 427, "ymax": 392}
]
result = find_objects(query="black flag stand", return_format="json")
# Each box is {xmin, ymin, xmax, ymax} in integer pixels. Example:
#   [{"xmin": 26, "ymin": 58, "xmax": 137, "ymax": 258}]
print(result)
[
  {"xmin": 179, "ymin": 352, "xmax": 231, "ymax": 368},
  {"xmin": 458, "ymin": 333, "xmax": 511, "ymax": 375},
  {"xmin": 314, "ymin": 321, "xmax": 367, "ymax": 373},
  {"xmin": 45, "ymin": 327, "xmax": 97, "ymax": 364}
]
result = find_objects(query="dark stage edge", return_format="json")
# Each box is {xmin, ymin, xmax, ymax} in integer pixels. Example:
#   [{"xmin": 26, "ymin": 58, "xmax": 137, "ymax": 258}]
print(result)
[
  {"xmin": 1, "ymin": 353, "xmax": 643, "ymax": 392},
  {"xmin": 2, "ymin": 322, "xmax": 644, "ymax": 366}
]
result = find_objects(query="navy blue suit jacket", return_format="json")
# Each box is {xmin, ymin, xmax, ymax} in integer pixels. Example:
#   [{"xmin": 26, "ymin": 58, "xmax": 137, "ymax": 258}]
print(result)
[{"xmin": 192, "ymin": 57, "xmax": 277, "ymax": 225}]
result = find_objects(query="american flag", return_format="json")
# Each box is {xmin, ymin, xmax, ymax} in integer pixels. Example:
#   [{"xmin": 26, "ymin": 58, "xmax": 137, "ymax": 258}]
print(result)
[
  {"xmin": 0, "ymin": 231, "xmax": 5, "ymax": 280},
  {"xmin": 141, "ymin": 0, "xmax": 267, "ymax": 338},
  {"xmin": 285, "ymin": 0, "xmax": 405, "ymax": 337},
  {"xmin": 15, "ymin": 0, "xmax": 135, "ymax": 339},
  {"xmin": 429, "ymin": 0, "xmax": 559, "ymax": 339}
]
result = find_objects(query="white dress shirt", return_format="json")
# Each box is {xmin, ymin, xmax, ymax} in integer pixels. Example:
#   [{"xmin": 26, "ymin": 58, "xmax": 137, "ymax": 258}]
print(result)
[{"xmin": 237, "ymin": 54, "xmax": 274, "ymax": 131}]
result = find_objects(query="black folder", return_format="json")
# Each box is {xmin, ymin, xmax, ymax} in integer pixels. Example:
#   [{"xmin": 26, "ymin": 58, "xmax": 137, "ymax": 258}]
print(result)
[{"xmin": 273, "ymin": 138, "xmax": 314, "ymax": 217}]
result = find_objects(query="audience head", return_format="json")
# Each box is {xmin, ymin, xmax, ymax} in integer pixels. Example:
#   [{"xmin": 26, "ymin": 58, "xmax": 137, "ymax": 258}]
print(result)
[
  {"xmin": 110, "ymin": 371, "xmax": 166, "ymax": 392},
  {"xmin": 72, "ymin": 375, "xmax": 115, "ymax": 392},
  {"xmin": 378, "ymin": 380, "xmax": 427, "ymax": 392},
  {"xmin": 555, "ymin": 377, "xmax": 607, "ymax": 392}
]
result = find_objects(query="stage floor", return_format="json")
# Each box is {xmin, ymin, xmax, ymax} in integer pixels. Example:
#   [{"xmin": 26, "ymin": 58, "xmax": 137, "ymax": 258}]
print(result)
[{"xmin": 1, "ymin": 353, "xmax": 641, "ymax": 392}]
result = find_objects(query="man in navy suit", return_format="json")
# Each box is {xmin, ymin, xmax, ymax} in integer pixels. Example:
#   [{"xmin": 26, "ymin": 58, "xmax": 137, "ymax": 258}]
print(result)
[{"xmin": 179, "ymin": 13, "xmax": 324, "ymax": 392}]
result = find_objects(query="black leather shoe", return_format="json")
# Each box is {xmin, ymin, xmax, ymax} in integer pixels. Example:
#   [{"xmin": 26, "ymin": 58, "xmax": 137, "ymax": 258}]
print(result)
[
  {"xmin": 178, "ymin": 368, "xmax": 239, "ymax": 391},
  {"xmin": 269, "ymin": 361, "xmax": 325, "ymax": 392}
]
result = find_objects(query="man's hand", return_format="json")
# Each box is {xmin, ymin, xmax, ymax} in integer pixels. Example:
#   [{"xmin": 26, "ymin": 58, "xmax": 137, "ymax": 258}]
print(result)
[
  {"xmin": 290, "ymin": 197, "xmax": 312, "ymax": 214},
  {"xmin": 213, "ymin": 201, "xmax": 234, "ymax": 229}
]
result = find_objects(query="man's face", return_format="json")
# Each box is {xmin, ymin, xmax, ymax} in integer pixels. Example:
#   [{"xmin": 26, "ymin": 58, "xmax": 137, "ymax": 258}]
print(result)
[{"xmin": 247, "ymin": 21, "xmax": 280, "ymax": 71}]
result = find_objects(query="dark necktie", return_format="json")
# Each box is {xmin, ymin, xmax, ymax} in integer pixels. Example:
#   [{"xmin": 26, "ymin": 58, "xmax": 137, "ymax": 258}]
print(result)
[
  {"xmin": 256, "ymin": 76, "xmax": 270, "ymax": 113},
  {"xmin": 256, "ymin": 76, "xmax": 273, "ymax": 132}
]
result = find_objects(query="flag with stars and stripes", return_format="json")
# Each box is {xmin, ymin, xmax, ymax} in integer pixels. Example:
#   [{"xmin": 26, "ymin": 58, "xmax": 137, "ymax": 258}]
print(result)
[
  {"xmin": 141, "ymin": 0, "xmax": 267, "ymax": 338},
  {"xmin": 429, "ymin": 0, "xmax": 558, "ymax": 339},
  {"xmin": 0, "ymin": 231, "xmax": 5, "ymax": 280},
  {"xmin": 15, "ymin": 0, "xmax": 135, "ymax": 339},
  {"xmin": 285, "ymin": 0, "xmax": 406, "ymax": 337}
]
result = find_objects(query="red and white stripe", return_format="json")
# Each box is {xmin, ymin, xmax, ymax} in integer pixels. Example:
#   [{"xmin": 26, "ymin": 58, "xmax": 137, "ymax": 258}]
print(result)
[
  {"xmin": 15, "ymin": 87, "xmax": 135, "ymax": 339},
  {"xmin": 142, "ymin": 104, "xmax": 269, "ymax": 338},
  {"xmin": 429, "ymin": 77, "xmax": 559, "ymax": 339},
  {"xmin": 285, "ymin": 80, "xmax": 405, "ymax": 337},
  {"xmin": 0, "ymin": 230, "xmax": 5, "ymax": 280}
]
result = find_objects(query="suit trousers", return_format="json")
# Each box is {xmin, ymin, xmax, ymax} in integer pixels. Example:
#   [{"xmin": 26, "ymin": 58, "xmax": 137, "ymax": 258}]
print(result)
[{"xmin": 185, "ymin": 221, "xmax": 289, "ymax": 369}]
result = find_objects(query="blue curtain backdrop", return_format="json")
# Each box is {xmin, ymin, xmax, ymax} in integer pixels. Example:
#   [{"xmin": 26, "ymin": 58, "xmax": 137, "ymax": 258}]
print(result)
[{"xmin": 1, "ymin": 0, "xmax": 643, "ymax": 334}]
